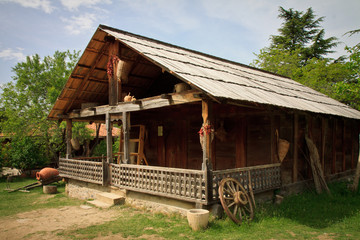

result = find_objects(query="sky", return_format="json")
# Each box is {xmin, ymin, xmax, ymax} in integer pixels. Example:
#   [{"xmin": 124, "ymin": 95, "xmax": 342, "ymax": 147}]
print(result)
[{"xmin": 0, "ymin": 0, "xmax": 359, "ymax": 88}]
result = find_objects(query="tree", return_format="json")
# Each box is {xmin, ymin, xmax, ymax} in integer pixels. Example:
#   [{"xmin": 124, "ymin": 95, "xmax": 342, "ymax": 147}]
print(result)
[
  {"xmin": 0, "ymin": 50, "xmax": 94, "ymax": 170},
  {"xmin": 252, "ymin": 7, "xmax": 360, "ymax": 108},
  {"xmin": 270, "ymin": 7, "xmax": 338, "ymax": 63}
]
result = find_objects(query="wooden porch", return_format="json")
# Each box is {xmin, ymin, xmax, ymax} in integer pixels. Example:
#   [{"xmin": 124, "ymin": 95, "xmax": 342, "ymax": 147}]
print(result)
[{"xmin": 59, "ymin": 157, "xmax": 281, "ymax": 205}]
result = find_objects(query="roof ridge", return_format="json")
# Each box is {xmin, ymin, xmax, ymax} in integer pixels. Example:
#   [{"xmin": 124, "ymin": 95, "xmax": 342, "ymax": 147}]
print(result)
[{"xmin": 98, "ymin": 24, "xmax": 292, "ymax": 80}]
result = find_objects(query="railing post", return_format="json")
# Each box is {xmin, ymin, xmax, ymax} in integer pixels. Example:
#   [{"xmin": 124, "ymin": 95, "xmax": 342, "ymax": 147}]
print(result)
[
  {"xmin": 123, "ymin": 111, "xmax": 130, "ymax": 164},
  {"xmin": 102, "ymin": 154, "xmax": 109, "ymax": 186}
]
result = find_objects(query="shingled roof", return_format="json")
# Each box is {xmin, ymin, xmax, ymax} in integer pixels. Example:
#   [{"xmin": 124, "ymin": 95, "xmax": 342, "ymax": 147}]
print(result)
[{"xmin": 49, "ymin": 24, "xmax": 360, "ymax": 120}]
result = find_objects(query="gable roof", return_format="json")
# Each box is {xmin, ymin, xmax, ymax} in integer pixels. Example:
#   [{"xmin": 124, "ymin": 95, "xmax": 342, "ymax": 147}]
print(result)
[{"xmin": 49, "ymin": 24, "xmax": 360, "ymax": 120}]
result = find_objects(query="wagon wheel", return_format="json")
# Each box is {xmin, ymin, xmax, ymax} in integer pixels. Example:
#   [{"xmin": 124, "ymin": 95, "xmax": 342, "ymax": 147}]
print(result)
[{"xmin": 218, "ymin": 177, "xmax": 254, "ymax": 225}]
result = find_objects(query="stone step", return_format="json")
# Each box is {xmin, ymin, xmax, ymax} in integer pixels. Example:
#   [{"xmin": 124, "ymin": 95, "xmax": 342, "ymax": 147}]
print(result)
[
  {"xmin": 87, "ymin": 199, "xmax": 112, "ymax": 208},
  {"xmin": 96, "ymin": 192, "xmax": 125, "ymax": 206}
]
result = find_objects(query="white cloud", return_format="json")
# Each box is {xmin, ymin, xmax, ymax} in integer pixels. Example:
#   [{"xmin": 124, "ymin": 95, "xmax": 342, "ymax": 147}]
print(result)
[
  {"xmin": 2, "ymin": 0, "xmax": 54, "ymax": 13},
  {"xmin": 61, "ymin": 13, "xmax": 98, "ymax": 35},
  {"xmin": 60, "ymin": 0, "xmax": 111, "ymax": 11},
  {"xmin": 0, "ymin": 47, "xmax": 26, "ymax": 62}
]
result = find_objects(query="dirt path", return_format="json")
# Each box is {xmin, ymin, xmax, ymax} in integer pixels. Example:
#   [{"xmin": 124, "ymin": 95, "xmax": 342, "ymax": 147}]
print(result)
[{"xmin": 0, "ymin": 205, "xmax": 124, "ymax": 240}]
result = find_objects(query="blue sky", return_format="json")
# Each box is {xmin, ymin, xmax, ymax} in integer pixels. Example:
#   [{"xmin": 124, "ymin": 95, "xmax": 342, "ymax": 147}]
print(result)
[{"xmin": 0, "ymin": 0, "xmax": 359, "ymax": 87}]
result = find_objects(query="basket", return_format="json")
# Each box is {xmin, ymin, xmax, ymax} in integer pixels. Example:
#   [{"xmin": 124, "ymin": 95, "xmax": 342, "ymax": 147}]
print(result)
[{"xmin": 276, "ymin": 130, "xmax": 290, "ymax": 162}]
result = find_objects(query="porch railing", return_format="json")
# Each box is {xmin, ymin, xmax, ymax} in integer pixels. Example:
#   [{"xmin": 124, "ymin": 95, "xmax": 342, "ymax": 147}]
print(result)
[
  {"xmin": 58, "ymin": 158, "xmax": 281, "ymax": 204},
  {"xmin": 110, "ymin": 163, "xmax": 207, "ymax": 203},
  {"xmin": 212, "ymin": 163, "xmax": 281, "ymax": 201},
  {"xmin": 59, "ymin": 157, "xmax": 104, "ymax": 185}
]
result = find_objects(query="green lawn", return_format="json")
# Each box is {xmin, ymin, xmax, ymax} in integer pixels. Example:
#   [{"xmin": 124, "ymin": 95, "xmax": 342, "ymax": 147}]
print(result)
[{"xmin": 1, "ymin": 177, "xmax": 360, "ymax": 239}]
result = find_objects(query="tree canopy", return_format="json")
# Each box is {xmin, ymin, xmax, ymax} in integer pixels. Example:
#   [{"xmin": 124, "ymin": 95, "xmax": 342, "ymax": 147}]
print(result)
[
  {"xmin": 252, "ymin": 7, "xmax": 360, "ymax": 111},
  {"xmin": 0, "ymin": 50, "xmax": 88, "ymax": 170},
  {"xmin": 270, "ymin": 7, "xmax": 338, "ymax": 63}
]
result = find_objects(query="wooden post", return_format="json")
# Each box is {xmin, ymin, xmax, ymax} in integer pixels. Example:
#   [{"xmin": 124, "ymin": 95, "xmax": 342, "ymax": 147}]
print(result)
[
  {"xmin": 332, "ymin": 119, "xmax": 337, "ymax": 174},
  {"xmin": 321, "ymin": 117, "xmax": 327, "ymax": 173},
  {"xmin": 66, "ymin": 119, "xmax": 72, "ymax": 158},
  {"xmin": 201, "ymin": 99, "xmax": 213, "ymax": 204},
  {"xmin": 342, "ymin": 120, "xmax": 346, "ymax": 172},
  {"xmin": 123, "ymin": 111, "xmax": 130, "ymax": 164},
  {"xmin": 108, "ymin": 38, "xmax": 119, "ymax": 106},
  {"xmin": 293, "ymin": 113, "xmax": 299, "ymax": 183},
  {"xmin": 106, "ymin": 113, "xmax": 113, "ymax": 164},
  {"xmin": 201, "ymin": 100, "xmax": 213, "ymax": 170},
  {"xmin": 236, "ymin": 117, "xmax": 246, "ymax": 168},
  {"xmin": 352, "ymin": 133, "xmax": 360, "ymax": 192},
  {"xmin": 270, "ymin": 115, "xmax": 276, "ymax": 163}
]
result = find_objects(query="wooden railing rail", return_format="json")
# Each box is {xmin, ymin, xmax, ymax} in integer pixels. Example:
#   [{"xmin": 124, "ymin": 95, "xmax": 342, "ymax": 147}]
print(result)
[
  {"xmin": 59, "ymin": 158, "xmax": 103, "ymax": 185},
  {"xmin": 212, "ymin": 163, "xmax": 281, "ymax": 201},
  {"xmin": 110, "ymin": 163, "xmax": 207, "ymax": 203}
]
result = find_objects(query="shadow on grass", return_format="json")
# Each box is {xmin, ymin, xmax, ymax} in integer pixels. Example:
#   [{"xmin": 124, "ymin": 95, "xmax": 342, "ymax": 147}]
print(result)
[{"xmin": 261, "ymin": 181, "xmax": 360, "ymax": 229}]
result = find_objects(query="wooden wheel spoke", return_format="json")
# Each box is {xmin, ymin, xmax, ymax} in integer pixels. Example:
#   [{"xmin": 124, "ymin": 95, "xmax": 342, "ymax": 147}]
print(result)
[
  {"xmin": 226, "ymin": 181, "xmax": 235, "ymax": 193},
  {"xmin": 233, "ymin": 205, "xmax": 238, "ymax": 216},
  {"xmin": 224, "ymin": 188, "xmax": 233, "ymax": 196},
  {"xmin": 228, "ymin": 201, "xmax": 236, "ymax": 208}
]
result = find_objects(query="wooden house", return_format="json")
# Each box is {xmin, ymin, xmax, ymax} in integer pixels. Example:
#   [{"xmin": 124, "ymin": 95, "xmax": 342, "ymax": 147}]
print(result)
[{"xmin": 49, "ymin": 25, "xmax": 360, "ymax": 208}]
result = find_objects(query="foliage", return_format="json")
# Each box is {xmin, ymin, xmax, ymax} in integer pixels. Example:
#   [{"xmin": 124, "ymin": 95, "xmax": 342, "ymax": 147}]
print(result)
[
  {"xmin": 252, "ymin": 8, "xmax": 360, "ymax": 111},
  {"xmin": 270, "ymin": 7, "xmax": 338, "ymax": 63},
  {"xmin": 0, "ymin": 50, "xmax": 81, "ymax": 170}
]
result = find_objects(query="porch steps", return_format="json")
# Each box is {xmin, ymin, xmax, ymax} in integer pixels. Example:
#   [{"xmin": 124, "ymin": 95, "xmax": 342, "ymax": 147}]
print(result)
[{"xmin": 87, "ymin": 192, "xmax": 125, "ymax": 208}]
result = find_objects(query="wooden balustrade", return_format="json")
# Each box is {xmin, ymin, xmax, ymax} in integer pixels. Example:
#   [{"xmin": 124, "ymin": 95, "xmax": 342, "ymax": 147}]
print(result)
[
  {"xmin": 59, "ymin": 158, "xmax": 281, "ymax": 204},
  {"xmin": 110, "ymin": 163, "xmax": 207, "ymax": 203},
  {"xmin": 212, "ymin": 163, "xmax": 281, "ymax": 201},
  {"xmin": 59, "ymin": 158, "xmax": 103, "ymax": 184}
]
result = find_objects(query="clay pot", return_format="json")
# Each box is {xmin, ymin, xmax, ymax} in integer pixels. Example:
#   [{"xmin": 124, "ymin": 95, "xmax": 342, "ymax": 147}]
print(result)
[
  {"xmin": 36, "ymin": 168, "xmax": 59, "ymax": 181},
  {"xmin": 187, "ymin": 209, "xmax": 209, "ymax": 231}
]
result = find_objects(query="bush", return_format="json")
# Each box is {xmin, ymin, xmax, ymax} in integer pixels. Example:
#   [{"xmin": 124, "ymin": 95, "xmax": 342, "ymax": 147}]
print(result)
[{"xmin": 7, "ymin": 136, "xmax": 48, "ymax": 170}]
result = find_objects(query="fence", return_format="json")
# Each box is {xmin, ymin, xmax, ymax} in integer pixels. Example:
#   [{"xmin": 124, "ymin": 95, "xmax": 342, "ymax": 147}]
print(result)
[
  {"xmin": 110, "ymin": 163, "xmax": 207, "ymax": 203},
  {"xmin": 212, "ymin": 163, "xmax": 281, "ymax": 201},
  {"xmin": 59, "ymin": 158, "xmax": 281, "ymax": 204},
  {"xmin": 59, "ymin": 158, "xmax": 104, "ymax": 185}
]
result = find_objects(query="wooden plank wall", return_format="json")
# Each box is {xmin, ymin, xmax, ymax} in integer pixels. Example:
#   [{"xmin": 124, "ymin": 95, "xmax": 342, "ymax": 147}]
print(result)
[{"xmin": 131, "ymin": 103, "xmax": 359, "ymax": 181}]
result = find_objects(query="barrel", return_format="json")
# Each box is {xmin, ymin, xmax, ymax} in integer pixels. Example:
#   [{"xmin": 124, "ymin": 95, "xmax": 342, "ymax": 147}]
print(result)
[{"xmin": 36, "ymin": 168, "xmax": 59, "ymax": 181}]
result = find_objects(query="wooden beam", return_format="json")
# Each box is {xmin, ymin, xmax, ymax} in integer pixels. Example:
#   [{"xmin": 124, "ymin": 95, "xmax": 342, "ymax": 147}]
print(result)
[
  {"xmin": 321, "ymin": 117, "xmax": 327, "ymax": 173},
  {"xmin": 332, "ymin": 119, "xmax": 337, "ymax": 174},
  {"xmin": 293, "ymin": 113, "xmax": 299, "ymax": 183},
  {"xmin": 236, "ymin": 117, "xmax": 246, "ymax": 168},
  {"xmin": 201, "ymin": 100, "xmax": 213, "ymax": 170},
  {"xmin": 106, "ymin": 113, "xmax": 113, "ymax": 164},
  {"xmin": 342, "ymin": 120, "xmax": 346, "ymax": 172},
  {"xmin": 64, "ymin": 42, "xmax": 109, "ymax": 113},
  {"xmin": 108, "ymin": 40, "xmax": 119, "ymax": 106},
  {"xmin": 123, "ymin": 111, "xmax": 130, "ymax": 164},
  {"xmin": 68, "ymin": 91, "xmax": 202, "ymax": 119},
  {"xmin": 66, "ymin": 119, "xmax": 72, "ymax": 158}
]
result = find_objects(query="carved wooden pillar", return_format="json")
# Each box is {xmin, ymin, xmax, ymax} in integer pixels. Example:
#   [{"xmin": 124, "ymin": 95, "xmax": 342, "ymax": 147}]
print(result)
[
  {"xmin": 201, "ymin": 100, "xmax": 213, "ymax": 205},
  {"xmin": 106, "ymin": 113, "xmax": 113, "ymax": 164},
  {"xmin": 66, "ymin": 119, "xmax": 72, "ymax": 158},
  {"xmin": 123, "ymin": 111, "xmax": 130, "ymax": 164},
  {"xmin": 107, "ymin": 37, "xmax": 120, "ymax": 106}
]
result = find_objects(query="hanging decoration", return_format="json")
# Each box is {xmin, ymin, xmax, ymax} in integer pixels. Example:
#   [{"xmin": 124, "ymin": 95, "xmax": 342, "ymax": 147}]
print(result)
[
  {"xmin": 198, "ymin": 123, "xmax": 214, "ymax": 150},
  {"xmin": 107, "ymin": 55, "xmax": 120, "ymax": 79}
]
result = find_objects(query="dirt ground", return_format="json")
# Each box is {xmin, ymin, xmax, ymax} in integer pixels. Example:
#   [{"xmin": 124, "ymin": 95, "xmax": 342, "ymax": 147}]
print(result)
[{"xmin": 0, "ymin": 204, "xmax": 161, "ymax": 240}]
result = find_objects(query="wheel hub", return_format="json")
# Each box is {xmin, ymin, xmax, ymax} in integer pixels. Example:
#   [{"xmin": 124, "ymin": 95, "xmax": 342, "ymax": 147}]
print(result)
[{"xmin": 234, "ymin": 191, "xmax": 248, "ymax": 205}]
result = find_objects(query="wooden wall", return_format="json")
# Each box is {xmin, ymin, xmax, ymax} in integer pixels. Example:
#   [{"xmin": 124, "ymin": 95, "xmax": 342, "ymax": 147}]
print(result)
[{"xmin": 131, "ymin": 102, "xmax": 360, "ymax": 182}]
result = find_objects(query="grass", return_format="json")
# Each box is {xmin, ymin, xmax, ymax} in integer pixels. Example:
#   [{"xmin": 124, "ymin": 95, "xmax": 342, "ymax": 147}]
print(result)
[
  {"xmin": 1, "ymin": 177, "xmax": 360, "ymax": 239},
  {"xmin": 0, "ymin": 177, "xmax": 82, "ymax": 217}
]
